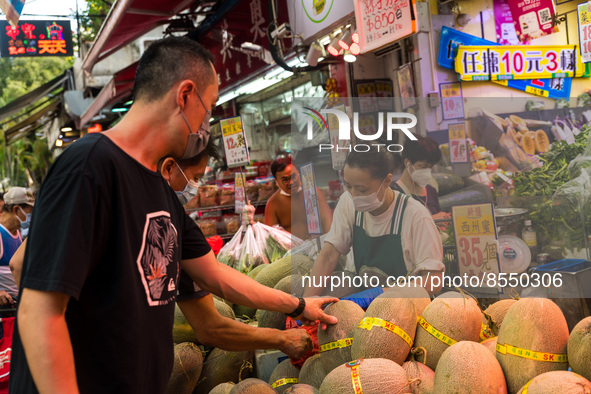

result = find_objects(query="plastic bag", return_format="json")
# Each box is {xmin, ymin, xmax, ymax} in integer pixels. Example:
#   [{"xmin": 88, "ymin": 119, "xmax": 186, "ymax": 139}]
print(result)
[
  {"xmin": 234, "ymin": 225, "xmax": 268, "ymax": 273},
  {"xmin": 217, "ymin": 228, "xmax": 244, "ymax": 268}
]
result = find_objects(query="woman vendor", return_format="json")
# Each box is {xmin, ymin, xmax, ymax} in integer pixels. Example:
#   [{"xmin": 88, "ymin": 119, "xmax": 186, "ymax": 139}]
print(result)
[{"xmin": 304, "ymin": 147, "xmax": 444, "ymax": 297}]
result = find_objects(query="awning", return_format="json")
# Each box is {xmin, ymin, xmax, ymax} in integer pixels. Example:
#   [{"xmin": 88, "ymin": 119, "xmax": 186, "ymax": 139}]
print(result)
[
  {"xmin": 4, "ymin": 98, "xmax": 61, "ymax": 144},
  {"xmin": 77, "ymin": 61, "xmax": 138, "ymax": 129},
  {"xmin": 82, "ymin": 0, "xmax": 197, "ymax": 74}
]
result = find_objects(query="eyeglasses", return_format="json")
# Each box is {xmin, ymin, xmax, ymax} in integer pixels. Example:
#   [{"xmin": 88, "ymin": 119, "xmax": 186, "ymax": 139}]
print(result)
[
  {"xmin": 194, "ymin": 88, "xmax": 212, "ymax": 135},
  {"xmin": 280, "ymin": 173, "xmax": 299, "ymax": 185}
]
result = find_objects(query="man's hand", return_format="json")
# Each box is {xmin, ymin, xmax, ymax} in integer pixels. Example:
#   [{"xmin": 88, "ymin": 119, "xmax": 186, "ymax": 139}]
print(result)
[
  {"xmin": 0, "ymin": 291, "xmax": 13, "ymax": 305},
  {"xmin": 297, "ymin": 297, "xmax": 339, "ymax": 330},
  {"xmin": 278, "ymin": 329, "xmax": 313, "ymax": 359}
]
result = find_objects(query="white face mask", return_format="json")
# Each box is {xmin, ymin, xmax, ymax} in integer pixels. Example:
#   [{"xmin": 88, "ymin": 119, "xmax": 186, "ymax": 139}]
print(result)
[
  {"xmin": 351, "ymin": 179, "xmax": 388, "ymax": 212},
  {"xmin": 408, "ymin": 163, "xmax": 432, "ymax": 188},
  {"xmin": 174, "ymin": 163, "xmax": 199, "ymax": 204},
  {"xmin": 279, "ymin": 186, "xmax": 302, "ymax": 197}
]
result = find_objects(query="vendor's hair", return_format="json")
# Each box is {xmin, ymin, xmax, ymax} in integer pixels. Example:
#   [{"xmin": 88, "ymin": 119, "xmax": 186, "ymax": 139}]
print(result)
[
  {"xmin": 133, "ymin": 36, "xmax": 215, "ymax": 102},
  {"xmin": 271, "ymin": 156, "xmax": 292, "ymax": 178},
  {"xmin": 177, "ymin": 137, "xmax": 221, "ymax": 169},
  {"xmin": 402, "ymin": 136, "xmax": 442, "ymax": 166},
  {"xmin": 345, "ymin": 147, "xmax": 395, "ymax": 180}
]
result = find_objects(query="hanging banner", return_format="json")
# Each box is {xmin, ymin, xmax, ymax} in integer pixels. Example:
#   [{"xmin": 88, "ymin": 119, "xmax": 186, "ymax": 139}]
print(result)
[
  {"xmin": 220, "ymin": 116, "xmax": 250, "ymax": 168},
  {"xmin": 375, "ymin": 79, "xmax": 394, "ymax": 111},
  {"xmin": 493, "ymin": 0, "xmax": 520, "ymax": 45},
  {"xmin": 355, "ymin": 81, "xmax": 378, "ymax": 114},
  {"xmin": 300, "ymin": 162, "xmax": 322, "ymax": 236},
  {"xmin": 579, "ymin": 2, "xmax": 591, "ymax": 63},
  {"xmin": 455, "ymin": 45, "xmax": 591, "ymax": 81},
  {"xmin": 0, "ymin": 20, "xmax": 74, "ymax": 57},
  {"xmin": 235, "ymin": 172, "xmax": 246, "ymax": 212},
  {"xmin": 440, "ymin": 82, "xmax": 464, "ymax": 120},
  {"xmin": 438, "ymin": 27, "xmax": 572, "ymax": 99},
  {"xmin": 448, "ymin": 122, "xmax": 468, "ymax": 163},
  {"xmin": 508, "ymin": 0, "xmax": 559, "ymax": 42},
  {"xmin": 354, "ymin": 0, "xmax": 418, "ymax": 54},
  {"xmin": 0, "ymin": 0, "xmax": 26, "ymax": 26},
  {"xmin": 397, "ymin": 64, "xmax": 416, "ymax": 110},
  {"xmin": 451, "ymin": 202, "xmax": 502, "ymax": 294}
]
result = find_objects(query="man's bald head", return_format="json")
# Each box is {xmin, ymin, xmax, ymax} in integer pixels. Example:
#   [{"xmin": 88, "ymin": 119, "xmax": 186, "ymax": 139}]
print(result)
[{"xmin": 133, "ymin": 36, "xmax": 216, "ymax": 102}]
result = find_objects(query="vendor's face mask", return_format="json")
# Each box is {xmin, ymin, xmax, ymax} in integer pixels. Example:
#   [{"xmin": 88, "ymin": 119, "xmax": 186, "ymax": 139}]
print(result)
[
  {"xmin": 351, "ymin": 178, "xmax": 388, "ymax": 212},
  {"xmin": 408, "ymin": 163, "xmax": 432, "ymax": 188},
  {"xmin": 179, "ymin": 88, "xmax": 211, "ymax": 160},
  {"xmin": 175, "ymin": 162, "xmax": 199, "ymax": 204}
]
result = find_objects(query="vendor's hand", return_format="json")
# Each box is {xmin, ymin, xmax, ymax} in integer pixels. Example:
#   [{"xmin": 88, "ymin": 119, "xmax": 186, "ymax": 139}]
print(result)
[
  {"xmin": 298, "ymin": 297, "xmax": 339, "ymax": 330},
  {"xmin": 0, "ymin": 291, "xmax": 13, "ymax": 305},
  {"xmin": 278, "ymin": 329, "xmax": 313, "ymax": 359}
]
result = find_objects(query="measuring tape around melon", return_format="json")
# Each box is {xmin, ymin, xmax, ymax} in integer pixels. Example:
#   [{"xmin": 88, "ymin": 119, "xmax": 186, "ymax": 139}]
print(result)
[
  {"xmin": 417, "ymin": 316, "xmax": 457, "ymax": 346},
  {"xmin": 496, "ymin": 343, "xmax": 567, "ymax": 363},
  {"xmin": 271, "ymin": 378, "xmax": 298, "ymax": 388},
  {"xmin": 357, "ymin": 317, "xmax": 413, "ymax": 348},
  {"xmin": 320, "ymin": 338, "xmax": 353, "ymax": 352},
  {"xmin": 346, "ymin": 359, "xmax": 363, "ymax": 394}
]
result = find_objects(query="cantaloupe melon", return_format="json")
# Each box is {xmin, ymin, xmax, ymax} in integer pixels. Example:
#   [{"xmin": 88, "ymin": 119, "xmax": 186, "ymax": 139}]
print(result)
[
  {"xmin": 402, "ymin": 359, "xmax": 434, "ymax": 394},
  {"xmin": 321, "ymin": 271, "xmax": 363, "ymax": 298},
  {"xmin": 228, "ymin": 378, "xmax": 275, "ymax": 393},
  {"xmin": 174, "ymin": 304, "xmax": 196, "ymax": 343},
  {"xmin": 214, "ymin": 298, "xmax": 236, "ymax": 320},
  {"xmin": 208, "ymin": 382, "xmax": 235, "ymax": 394},
  {"xmin": 482, "ymin": 337, "xmax": 498, "ymax": 356},
  {"xmin": 255, "ymin": 255, "xmax": 314, "ymax": 289},
  {"xmin": 255, "ymin": 275, "xmax": 302, "ymax": 330},
  {"xmin": 275, "ymin": 274, "xmax": 305, "ymax": 297},
  {"xmin": 166, "ymin": 342, "xmax": 203, "ymax": 394},
  {"xmin": 319, "ymin": 358, "xmax": 411, "ymax": 393},
  {"xmin": 318, "ymin": 301, "xmax": 364, "ymax": 373},
  {"xmin": 516, "ymin": 371, "xmax": 591, "ymax": 394},
  {"xmin": 298, "ymin": 354, "xmax": 327, "ymax": 389},
  {"xmin": 481, "ymin": 299, "xmax": 517, "ymax": 341},
  {"xmin": 496, "ymin": 298, "xmax": 569, "ymax": 394},
  {"xmin": 285, "ymin": 384, "xmax": 319, "ymax": 393},
  {"xmin": 248, "ymin": 264, "xmax": 267, "ymax": 280},
  {"xmin": 269, "ymin": 359, "xmax": 300, "ymax": 394},
  {"xmin": 412, "ymin": 291, "xmax": 482, "ymax": 371},
  {"xmin": 568, "ymin": 316, "xmax": 591, "ymax": 381},
  {"xmin": 231, "ymin": 265, "xmax": 269, "ymax": 319},
  {"xmin": 434, "ymin": 341, "xmax": 507, "ymax": 393},
  {"xmin": 383, "ymin": 286, "xmax": 431, "ymax": 317},
  {"xmin": 193, "ymin": 349, "xmax": 253, "ymax": 394},
  {"xmin": 351, "ymin": 293, "xmax": 417, "ymax": 365}
]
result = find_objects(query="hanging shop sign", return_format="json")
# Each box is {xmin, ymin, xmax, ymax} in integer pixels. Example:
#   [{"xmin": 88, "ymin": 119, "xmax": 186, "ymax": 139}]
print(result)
[
  {"xmin": 578, "ymin": 2, "xmax": 591, "ymax": 63},
  {"xmin": 397, "ymin": 64, "xmax": 416, "ymax": 110},
  {"xmin": 354, "ymin": 0, "xmax": 418, "ymax": 54},
  {"xmin": 439, "ymin": 82, "xmax": 464, "ymax": 120},
  {"xmin": 300, "ymin": 162, "xmax": 322, "ymax": 236},
  {"xmin": 375, "ymin": 79, "xmax": 394, "ymax": 111},
  {"xmin": 455, "ymin": 45, "xmax": 591, "ymax": 81},
  {"xmin": 220, "ymin": 116, "xmax": 250, "ymax": 168},
  {"xmin": 451, "ymin": 202, "xmax": 502, "ymax": 294},
  {"xmin": 327, "ymin": 103, "xmax": 350, "ymax": 171},
  {"xmin": 235, "ymin": 172, "xmax": 246, "ymax": 212},
  {"xmin": 508, "ymin": 0, "xmax": 558, "ymax": 42},
  {"xmin": 0, "ymin": 20, "xmax": 74, "ymax": 57},
  {"xmin": 287, "ymin": 0, "xmax": 355, "ymax": 42},
  {"xmin": 493, "ymin": 0, "xmax": 520, "ymax": 45},
  {"xmin": 355, "ymin": 81, "xmax": 379, "ymax": 114},
  {"xmin": 438, "ymin": 26, "xmax": 572, "ymax": 99},
  {"xmin": 448, "ymin": 122, "xmax": 469, "ymax": 163}
]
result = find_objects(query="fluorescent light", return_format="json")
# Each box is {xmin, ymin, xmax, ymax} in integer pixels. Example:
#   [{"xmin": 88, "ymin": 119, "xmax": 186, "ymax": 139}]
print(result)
[
  {"xmin": 111, "ymin": 107, "xmax": 129, "ymax": 113},
  {"xmin": 61, "ymin": 127, "xmax": 73, "ymax": 132},
  {"xmin": 55, "ymin": 139, "xmax": 63, "ymax": 147},
  {"xmin": 217, "ymin": 90, "xmax": 240, "ymax": 105},
  {"xmin": 344, "ymin": 53, "xmax": 357, "ymax": 63}
]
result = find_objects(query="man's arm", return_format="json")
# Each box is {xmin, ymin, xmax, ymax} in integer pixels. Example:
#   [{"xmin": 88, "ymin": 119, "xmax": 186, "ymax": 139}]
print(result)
[
  {"xmin": 10, "ymin": 238, "xmax": 27, "ymax": 287},
  {"xmin": 178, "ymin": 295, "xmax": 312, "ymax": 358},
  {"xmin": 181, "ymin": 251, "xmax": 338, "ymax": 325},
  {"xmin": 302, "ymin": 242, "xmax": 342, "ymax": 297},
  {"xmin": 316, "ymin": 188, "xmax": 333, "ymax": 234},
  {"xmin": 263, "ymin": 195, "xmax": 279, "ymax": 227},
  {"xmin": 18, "ymin": 288, "xmax": 79, "ymax": 394}
]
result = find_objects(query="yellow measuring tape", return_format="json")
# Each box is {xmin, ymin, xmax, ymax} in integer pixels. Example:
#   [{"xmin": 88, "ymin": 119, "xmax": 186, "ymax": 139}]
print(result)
[
  {"xmin": 271, "ymin": 378, "xmax": 298, "ymax": 388},
  {"xmin": 346, "ymin": 359, "xmax": 363, "ymax": 394},
  {"xmin": 358, "ymin": 317, "xmax": 413, "ymax": 348},
  {"xmin": 480, "ymin": 323, "xmax": 493, "ymax": 341},
  {"xmin": 417, "ymin": 316, "xmax": 457, "ymax": 346},
  {"xmin": 320, "ymin": 338, "xmax": 353, "ymax": 352},
  {"xmin": 496, "ymin": 343, "xmax": 567, "ymax": 363}
]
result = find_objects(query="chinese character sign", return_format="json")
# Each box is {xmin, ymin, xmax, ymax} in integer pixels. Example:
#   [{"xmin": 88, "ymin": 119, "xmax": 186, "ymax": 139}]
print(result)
[
  {"xmin": 452, "ymin": 202, "xmax": 502, "ymax": 293},
  {"xmin": 300, "ymin": 163, "xmax": 322, "ymax": 236},
  {"xmin": 327, "ymin": 104, "xmax": 350, "ymax": 171},
  {"xmin": 355, "ymin": 82, "xmax": 378, "ymax": 114},
  {"xmin": 220, "ymin": 116, "xmax": 250, "ymax": 168},
  {"xmin": 455, "ymin": 45, "xmax": 591, "ymax": 81},
  {"xmin": 440, "ymin": 82, "xmax": 464, "ymax": 120},
  {"xmin": 448, "ymin": 123, "xmax": 468, "ymax": 163},
  {"xmin": 579, "ymin": 2, "xmax": 591, "ymax": 63},
  {"xmin": 0, "ymin": 20, "xmax": 74, "ymax": 57},
  {"xmin": 354, "ymin": 0, "xmax": 418, "ymax": 54},
  {"xmin": 508, "ymin": 0, "xmax": 558, "ymax": 42},
  {"xmin": 235, "ymin": 172, "xmax": 246, "ymax": 212}
]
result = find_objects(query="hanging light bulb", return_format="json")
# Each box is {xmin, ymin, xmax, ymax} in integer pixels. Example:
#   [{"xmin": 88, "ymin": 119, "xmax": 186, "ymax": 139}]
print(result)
[
  {"xmin": 349, "ymin": 31, "xmax": 360, "ymax": 55},
  {"xmin": 327, "ymin": 35, "xmax": 341, "ymax": 57},
  {"xmin": 344, "ymin": 51, "xmax": 357, "ymax": 63}
]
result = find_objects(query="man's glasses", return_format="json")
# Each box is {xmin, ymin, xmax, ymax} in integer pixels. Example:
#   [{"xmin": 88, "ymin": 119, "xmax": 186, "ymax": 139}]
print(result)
[{"xmin": 280, "ymin": 173, "xmax": 299, "ymax": 185}]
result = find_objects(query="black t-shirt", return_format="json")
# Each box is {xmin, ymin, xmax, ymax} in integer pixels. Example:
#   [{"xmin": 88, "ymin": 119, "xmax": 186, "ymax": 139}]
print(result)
[
  {"xmin": 391, "ymin": 182, "xmax": 442, "ymax": 215},
  {"xmin": 9, "ymin": 133, "xmax": 211, "ymax": 394}
]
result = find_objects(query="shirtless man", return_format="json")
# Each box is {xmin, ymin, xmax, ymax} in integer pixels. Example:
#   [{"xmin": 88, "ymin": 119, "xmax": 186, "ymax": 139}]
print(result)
[{"xmin": 264, "ymin": 157, "xmax": 332, "ymax": 240}]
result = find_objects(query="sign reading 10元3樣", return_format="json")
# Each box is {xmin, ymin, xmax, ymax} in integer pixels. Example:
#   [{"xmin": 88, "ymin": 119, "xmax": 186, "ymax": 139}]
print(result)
[{"xmin": 220, "ymin": 116, "xmax": 250, "ymax": 168}]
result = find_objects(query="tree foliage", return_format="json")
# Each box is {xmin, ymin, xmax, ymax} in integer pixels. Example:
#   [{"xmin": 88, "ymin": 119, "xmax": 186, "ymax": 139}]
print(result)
[{"xmin": 79, "ymin": 0, "xmax": 111, "ymax": 42}]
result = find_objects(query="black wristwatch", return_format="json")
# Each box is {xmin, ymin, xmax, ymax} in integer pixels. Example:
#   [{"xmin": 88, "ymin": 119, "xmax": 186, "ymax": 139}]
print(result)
[{"xmin": 287, "ymin": 297, "xmax": 306, "ymax": 318}]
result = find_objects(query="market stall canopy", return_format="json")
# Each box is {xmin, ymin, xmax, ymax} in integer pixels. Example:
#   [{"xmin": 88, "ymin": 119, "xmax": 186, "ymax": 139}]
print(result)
[
  {"xmin": 3, "ymin": 98, "xmax": 61, "ymax": 144},
  {"xmin": 81, "ymin": 0, "xmax": 197, "ymax": 74},
  {"xmin": 77, "ymin": 61, "xmax": 138, "ymax": 129}
]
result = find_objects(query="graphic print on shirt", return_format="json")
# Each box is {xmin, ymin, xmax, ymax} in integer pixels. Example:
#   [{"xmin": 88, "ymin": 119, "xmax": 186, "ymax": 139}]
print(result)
[{"xmin": 136, "ymin": 211, "xmax": 179, "ymax": 306}]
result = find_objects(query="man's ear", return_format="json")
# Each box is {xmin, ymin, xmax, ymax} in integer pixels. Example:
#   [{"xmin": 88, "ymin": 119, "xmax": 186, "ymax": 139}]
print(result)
[
  {"xmin": 176, "ymin": 80, "xmax": 196, "ymax": 110},
  {"xmin": 160, "ymin": 158, "xmax": 176, "ymax": 181}
]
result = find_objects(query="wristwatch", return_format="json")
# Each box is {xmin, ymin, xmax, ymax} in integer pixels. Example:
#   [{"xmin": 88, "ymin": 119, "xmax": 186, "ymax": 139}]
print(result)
[{"xmin": 286, "ymin": 297, "xmax": 306, "ymax": 318}]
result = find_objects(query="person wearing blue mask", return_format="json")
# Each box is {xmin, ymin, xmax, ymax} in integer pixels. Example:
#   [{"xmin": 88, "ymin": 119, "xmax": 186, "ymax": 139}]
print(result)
[
  {"xmin": 0, "ymin": 187, "xmax": 34, "ymax": 304},
  {"xmin": 303, "ymin": 147, "xmax": 444, "ymax": 297}
]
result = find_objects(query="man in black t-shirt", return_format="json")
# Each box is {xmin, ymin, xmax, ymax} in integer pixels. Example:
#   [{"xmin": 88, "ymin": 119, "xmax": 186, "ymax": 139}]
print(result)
[{"xmin": 10, "ymin": 37, "xmax": 337, "ymax": 394}]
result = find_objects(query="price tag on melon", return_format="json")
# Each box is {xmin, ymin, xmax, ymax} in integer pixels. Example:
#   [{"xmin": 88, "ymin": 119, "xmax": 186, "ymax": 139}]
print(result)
[
  {"xmin": 448, "ymin": 122, "xmax": 468, "ymax": 163},
  {"xmin": 451, "ymin": 202, "xmax": 502, "ymax": 294},
  {"xmin": 440, "ymin": 82, "xmax": 464, "ymax": 120},
  {"xmin": 300, "ymin": 162, "xmax": 322, "ymax": 236},
  {"xmin": 220, "ymin": 116, "xmax": 250, "ymax": 168},
  {"xmin": 234, "ymin": 172, "xmax": 246, "ymax": 213},
  {"xmin": 578, "ymin": 2, "xmax": 591, "ymax": 63}
]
